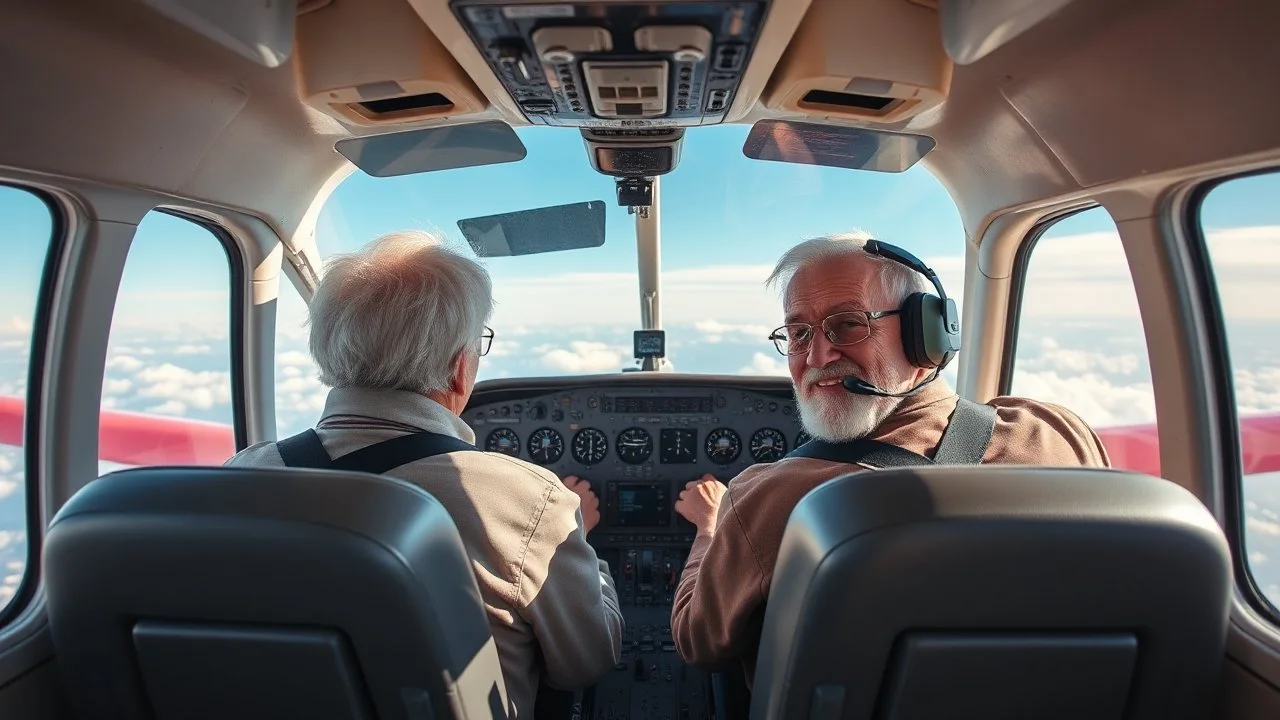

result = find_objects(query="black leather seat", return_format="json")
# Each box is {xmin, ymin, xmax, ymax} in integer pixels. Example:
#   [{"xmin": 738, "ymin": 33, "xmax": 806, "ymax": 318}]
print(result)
[
  {"xmin": 751, "ymin": 466, "xmax": 1232, "ymax": 720},
  {"xmin": 44, "ymin": 466, "xmax": 509, "ymax": 720}
]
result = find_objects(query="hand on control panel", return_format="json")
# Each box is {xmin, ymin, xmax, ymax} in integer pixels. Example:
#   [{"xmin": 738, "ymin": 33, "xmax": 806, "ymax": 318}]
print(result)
[
  {"xmin": 561, "ymin": 475, "xmax": 600, "ymax": 534},
  {"xmin": 675, "ymin": 474, "xmax": 727, "ymax": 538}
]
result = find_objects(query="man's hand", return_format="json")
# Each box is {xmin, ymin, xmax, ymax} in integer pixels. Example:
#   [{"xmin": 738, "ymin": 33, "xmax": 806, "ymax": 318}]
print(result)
[
  {"xmin": 562, "ymin": 475, "xmax": 601, "ymax": 533},
  {"xmin": 675, "ymin": 474, "xmax": 726, "ymax": 536}
]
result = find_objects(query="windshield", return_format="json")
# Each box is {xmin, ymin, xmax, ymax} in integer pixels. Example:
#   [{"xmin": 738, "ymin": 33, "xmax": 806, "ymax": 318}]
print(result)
[{"xmin": 303, "ymin": 124, "xmax": 964, "ymax": 380}]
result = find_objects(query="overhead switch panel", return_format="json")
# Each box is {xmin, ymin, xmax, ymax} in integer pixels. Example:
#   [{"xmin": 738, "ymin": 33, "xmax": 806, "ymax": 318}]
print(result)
[{"xmin": 451, "ymin": 0, "xmax": 771, "ymax": 128}]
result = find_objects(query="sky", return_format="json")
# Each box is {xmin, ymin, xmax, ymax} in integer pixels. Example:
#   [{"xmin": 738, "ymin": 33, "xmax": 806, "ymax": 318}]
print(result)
[{"xmin": 0, "ymin": 126, "xmax": 1278, "ymax": 613}]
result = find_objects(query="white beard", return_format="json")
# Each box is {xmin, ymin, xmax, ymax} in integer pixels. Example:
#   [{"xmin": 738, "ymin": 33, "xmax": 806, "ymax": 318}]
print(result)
[
  {"xmin": 794, "ymin": 362, "xmax": 907, "ymax": 442},
  {"xmin": 796, "ymin": 386, "xmax": 900, "ymax": 442}
]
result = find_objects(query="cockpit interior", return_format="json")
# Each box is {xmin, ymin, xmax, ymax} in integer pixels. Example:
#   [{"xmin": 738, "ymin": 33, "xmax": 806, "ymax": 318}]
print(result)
[{"xmin": 1, "ymin": 0, "xmax": 1279, "ymax": 719}]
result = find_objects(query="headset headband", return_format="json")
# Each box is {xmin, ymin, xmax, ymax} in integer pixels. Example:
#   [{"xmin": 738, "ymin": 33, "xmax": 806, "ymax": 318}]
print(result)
[{"xmin": 863, "ymin": 239, "xmax": 948, "ymax": 302}]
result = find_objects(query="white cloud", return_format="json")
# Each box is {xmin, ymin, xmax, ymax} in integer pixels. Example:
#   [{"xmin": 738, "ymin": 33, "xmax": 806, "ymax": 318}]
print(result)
[
  {"xmin": 103, "ymin": 378, "xmax": 133, "ymax": 396},
  {"xmin": 488, "ymin": 339, "xmax": 520, "ymax": 358},
  {"xmin": 107, "ymin": 355, "xmax": 145, "ymax": 373},
  {"xmin": 1, "ymin": 317, "xmax": 31, "ymax": 336},
  {"xmin": 738, "ymin": 352, "xmax": 788, "ymax": 376},
  {"xmin": 539, "ymin": 341, "xmax": 631, "ymax": 373},
  {"xmin": 134, "ymin": 363, "xmax": 232, "ymax": 411},
  {"xmin": 278, "ymin": 351, "xmax": 312, "ymax": 367},
  {"xmin": 694, "ymin": 320, "xmax": 773, "ymax": 344},
  {"xmin": 174, "ymin": 344, "xmax": 211, "ymax": 355},
  {"xmin": 145, "ymin": 400, "xmax": 188, "ymax": 416},
  {"xmin": 1248, "ymin": 517, "xmax": 1280, "ymax": 537},
  {"xmin": 0, "ymin": 481, "xmax": 16, "ymax": 500}
]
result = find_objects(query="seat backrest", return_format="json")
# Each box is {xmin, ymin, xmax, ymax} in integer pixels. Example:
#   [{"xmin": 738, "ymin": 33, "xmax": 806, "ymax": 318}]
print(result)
[
  {"xmin": 43, "ymin": 466, "xmax": 509, "ymax": 720},
  {"xmin": 751, "ymin": 466, "xmax": 1232, "ymax": 720}
]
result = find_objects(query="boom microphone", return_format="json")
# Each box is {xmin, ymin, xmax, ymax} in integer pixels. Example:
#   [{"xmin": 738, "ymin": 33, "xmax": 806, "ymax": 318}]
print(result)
[{"xmin": 841, "ymin": 371, "xmax": 938, "ymax": 398}]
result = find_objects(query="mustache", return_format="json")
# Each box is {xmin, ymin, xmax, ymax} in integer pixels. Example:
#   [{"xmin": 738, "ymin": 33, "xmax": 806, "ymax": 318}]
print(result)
[{"xmin": 802, "ymin": 362, "xmax": 867, "ymax": 386}]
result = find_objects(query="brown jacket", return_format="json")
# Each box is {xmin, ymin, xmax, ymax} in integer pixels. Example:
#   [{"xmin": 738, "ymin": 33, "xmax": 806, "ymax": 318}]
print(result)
[
  {"xmin": 670, "ymin": 381, "xmax": 1110, "ymax": 682},
  {"xmin": 226, "ymin": 388, "xmax": 623, "ymax": 719}
]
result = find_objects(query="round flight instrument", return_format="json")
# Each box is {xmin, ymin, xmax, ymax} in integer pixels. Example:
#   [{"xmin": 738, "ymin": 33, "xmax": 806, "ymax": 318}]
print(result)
[
  {"xmin": 572, "ymin": 427, "xmax": 609, "ymax": 466},
  {"xmin": 526, "ymin": 427, "xmax": 564, "ymax": 465},
  {"xmin": 615, "ymin": 427, "xmax": 653, "ymax": 464},
  {"xmin": 704, "ymin": 428, "xmax": 741, "ymax": 465},
  {"xmin": 796, "ymin": 429, "xmax": 812, "ymax": 448},
  {"xmin": 485, "ymin": 428, "xmax": 520, "ymax": 457},
  {"xmin": 749, "ymin": 428, "xmax": 788, "ymax": 463}
]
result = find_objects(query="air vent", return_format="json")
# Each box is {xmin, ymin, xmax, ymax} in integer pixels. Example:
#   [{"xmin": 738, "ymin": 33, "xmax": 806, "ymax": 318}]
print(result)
[
  {"xmin": 800, "ymin": 89, "xmax": 898, "ymax": 113},
  {"xmin": 357, "ymin": 92, "xmax": 454, "ymax": 115}
]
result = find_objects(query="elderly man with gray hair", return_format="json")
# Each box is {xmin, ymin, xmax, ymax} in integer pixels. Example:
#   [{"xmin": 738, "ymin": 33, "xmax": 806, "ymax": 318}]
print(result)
[{"xmin": 225, "ymin": 231, "xmax": 622, "ymax": 718}]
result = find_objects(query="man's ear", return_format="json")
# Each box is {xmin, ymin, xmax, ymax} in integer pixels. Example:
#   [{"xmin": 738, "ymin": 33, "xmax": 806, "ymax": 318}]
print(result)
[{"xmin": 447, "ymin": 350, "xmax": 469, "ymax": 395}]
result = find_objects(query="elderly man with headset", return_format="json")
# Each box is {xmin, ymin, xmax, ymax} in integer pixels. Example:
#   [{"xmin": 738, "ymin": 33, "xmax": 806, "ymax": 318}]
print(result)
[{"xmin": 670, "ymin": 231, "xmax": 1110, "ymax": 683}]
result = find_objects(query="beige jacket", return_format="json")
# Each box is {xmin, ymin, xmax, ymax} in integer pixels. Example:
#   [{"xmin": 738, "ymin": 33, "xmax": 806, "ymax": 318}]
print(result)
[
  {"xmin": 225, "ymin": 388, "xmax": 623, "ymax": 718},
  {"xmin": 672, "ymin": 380, "xmax": 1111, "ymax": 684}
]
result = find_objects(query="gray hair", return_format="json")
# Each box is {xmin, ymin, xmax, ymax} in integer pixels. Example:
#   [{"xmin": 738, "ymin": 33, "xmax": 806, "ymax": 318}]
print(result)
[
  {"xmin": 765, "ymin": 230, "xmax": 932, "ymax": 306},
  {"xmin": 308, "ymin": 230, "xmax": 493, "ymax": 394}
]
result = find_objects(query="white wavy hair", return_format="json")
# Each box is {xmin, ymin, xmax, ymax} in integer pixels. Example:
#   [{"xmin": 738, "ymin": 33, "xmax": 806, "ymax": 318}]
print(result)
[
  {"xmin": 308, "ymin": 230, "xmax": 493, "ymax": 394},
  {"xmin": 765, "ymin": 230, "xmax": 932, "ymax": 306}
]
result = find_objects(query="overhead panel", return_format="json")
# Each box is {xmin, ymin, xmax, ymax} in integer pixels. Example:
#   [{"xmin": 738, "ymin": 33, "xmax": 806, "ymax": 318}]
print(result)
[{"xmin": 450, "ymin": 0, "xmax": 771, "ymax": 128}]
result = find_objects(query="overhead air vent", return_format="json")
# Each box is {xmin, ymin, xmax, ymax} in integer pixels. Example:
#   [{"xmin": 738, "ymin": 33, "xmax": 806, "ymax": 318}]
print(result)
[
  {"xmin": 293, "ymin": 0, "xmax": 486, "ymax": 127},
  {"xmin": 355, "ymin": 92, "xmax": 454, "ymax": 120},
  {"xmin": 763, "ymin": 0, "xmax": 951, "ymax": 123},
  {"xmin": 800, "ymin": 89, "xmax": 900, "ymax": 114}
]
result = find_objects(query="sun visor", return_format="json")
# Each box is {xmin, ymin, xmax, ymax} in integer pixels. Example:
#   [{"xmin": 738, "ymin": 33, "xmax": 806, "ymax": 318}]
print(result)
[
  {"xmin": 335, "ymin": 122, "xmax": 527, "ymax": 178},
  {"xmin": 458, "ymin": 202, "xmax": 607, "ymax": 258},
  {"xmin": 743, "ymin": 120, "xmax": 935, "ymax": 173}
]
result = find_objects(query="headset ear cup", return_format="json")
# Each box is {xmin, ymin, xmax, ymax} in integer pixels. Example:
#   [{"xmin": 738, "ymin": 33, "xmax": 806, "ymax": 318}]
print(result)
[{"xmin": 898, "ymin": 293, "xmax": 932, "ymax": 368}]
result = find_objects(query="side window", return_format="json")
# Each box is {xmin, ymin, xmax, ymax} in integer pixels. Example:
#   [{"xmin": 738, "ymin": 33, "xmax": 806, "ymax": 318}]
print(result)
[
  {"xmin": 1198, "ymin": 171, "xmax": 1280, "ymax": 614},
  {"xmin": 100, "ymin": 211, "xmax": 236, "ymax": 470},
  {"xmin": 0, "ymin": 186, "xmax": 54, "ymax": 614},
  {"xmin": 1008, "ymin": 206, "xmax": 1161, "ymax": 476},
  {"xmin": 274, "ymin": 277, "xmax": 326, "ymax": 438}
]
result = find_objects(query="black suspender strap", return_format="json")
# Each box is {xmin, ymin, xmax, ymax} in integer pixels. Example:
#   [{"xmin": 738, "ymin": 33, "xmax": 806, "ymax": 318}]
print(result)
[
  {"xmin": 933, "ymin": 398, "xmax": 997, "ymax": 465},
  {"xmin": 787, "ymin": 438, "xmax": 934, "ymax": 468},
  {"xmin": 274, "ymin": 428, "xmax": 478, "ymax": 474},
  {"xmin": 276, "ymin": 429, "xmax": 333, "ymax": 468},
  {"xmin": 785, "ymin": 398, "xmax": 998, "ymax": 469}
]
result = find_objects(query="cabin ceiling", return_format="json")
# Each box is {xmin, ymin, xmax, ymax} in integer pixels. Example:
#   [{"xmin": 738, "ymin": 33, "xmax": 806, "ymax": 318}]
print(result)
[{"xmin": 0, "ymin": 0, "xmax": 1276, "ymax": 243}]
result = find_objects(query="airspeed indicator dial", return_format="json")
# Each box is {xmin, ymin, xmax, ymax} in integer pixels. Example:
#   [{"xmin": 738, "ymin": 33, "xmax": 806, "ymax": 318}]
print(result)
[
  {"xmin": 526, "ymin": 427, "xmax": 564, "ymax": 465},
  {"xmin": 705, "ymin": 428, "xmax": 741, "ymax": 465},
  {"xmin": 749, "ymin": 428, "xmax": 788, "ymax": 463},
  {"xmin": 485, "ymin": 428, "xmax": 520, "ymax": 457},
  {"xmin": 572, "ymin": 428, "xmax": 608, "ymax": 466}
]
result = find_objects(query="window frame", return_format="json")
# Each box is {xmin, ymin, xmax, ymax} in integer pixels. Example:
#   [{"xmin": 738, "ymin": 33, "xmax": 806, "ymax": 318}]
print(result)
[
  {"xmin": 1185, "ymin": 167, "xmax": 1280, "ymax": 623},
  {"xmin": 150, "ymin": 208, "xmax": 251, "ymax": 453},
  {"xmin": 0, "ymin": 183, "xmax": 65, "ymax": 627},
  {"xmin": 997, "ymin": 203, "xmax": 1104, "ymax": 395}
]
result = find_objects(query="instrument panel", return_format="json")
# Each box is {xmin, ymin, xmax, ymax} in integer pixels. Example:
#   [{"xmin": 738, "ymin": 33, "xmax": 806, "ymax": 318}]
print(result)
[
  {"xmin": 466, "ymin": 377, "xmax": 808, "ymax": 473},
  {"xmin": 464, "ymin": 374, "xmax": 810, "ymax": 536}
]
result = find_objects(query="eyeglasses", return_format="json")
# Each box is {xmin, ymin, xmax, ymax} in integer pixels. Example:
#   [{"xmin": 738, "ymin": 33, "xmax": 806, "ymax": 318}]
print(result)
[
  {"xmin": 768, "ymin": 310, "xmax": 901, "ymax": 356},
  {"xmin": 479, "ymin": 326, "xmax": 495, "ymax": 356}
]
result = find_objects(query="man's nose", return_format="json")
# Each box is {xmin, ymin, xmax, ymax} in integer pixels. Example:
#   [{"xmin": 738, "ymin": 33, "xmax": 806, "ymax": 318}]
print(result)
[{"xmin": 805, "ymin": 328, "xmax": 841, "ymax": 368}]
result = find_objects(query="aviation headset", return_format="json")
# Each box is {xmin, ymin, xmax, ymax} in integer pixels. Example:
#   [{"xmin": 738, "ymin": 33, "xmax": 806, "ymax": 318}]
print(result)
[{"xmin": 862, "ymin": 239, "xmax": 961, "ymax": 370}]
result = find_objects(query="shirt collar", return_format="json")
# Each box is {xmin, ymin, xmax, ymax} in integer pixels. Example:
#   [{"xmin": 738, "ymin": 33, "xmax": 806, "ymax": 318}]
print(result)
[{"xmin": 318, "ymin": 387, "xmax": 476, "ymax": 444}]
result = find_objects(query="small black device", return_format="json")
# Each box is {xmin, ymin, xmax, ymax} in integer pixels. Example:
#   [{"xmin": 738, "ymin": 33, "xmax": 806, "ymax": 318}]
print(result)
[
  {"xmin": 633, "ymin": 329, "xmax": 666, "ymax": 359},
  {"xmin": 616, "ymin": 177, "xmax": 654, "ymax": 207}
]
